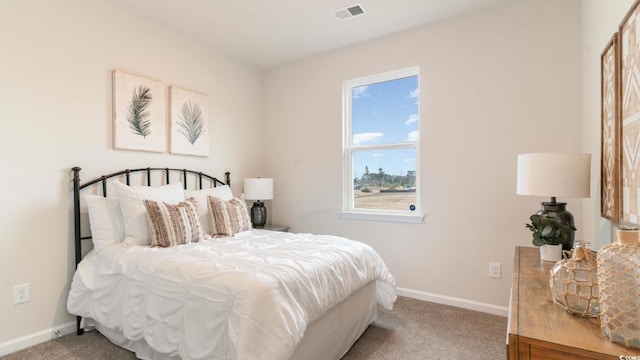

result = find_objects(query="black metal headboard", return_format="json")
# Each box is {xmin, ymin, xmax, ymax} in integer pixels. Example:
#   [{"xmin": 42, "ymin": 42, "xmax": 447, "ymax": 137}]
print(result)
[{"xmin": 71, "ymin": 167, "xmax": 230, "ymax": 334}]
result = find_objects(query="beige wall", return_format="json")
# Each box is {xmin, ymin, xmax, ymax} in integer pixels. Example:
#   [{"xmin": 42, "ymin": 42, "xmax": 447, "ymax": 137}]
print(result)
[
  {"xmin": 263, "ymin": 0, "xmax": 583, "ymax": 312},
  {"xmin": 0, "ymin": 0, "xmax": 263, "ymax": 349},
  {"xmin": 1, "ymin": 0, "xmax": 635, "ymax": 353},
  {"xmin": 581, "ymin": 0, "xmax": 635, "ymax": 249}
]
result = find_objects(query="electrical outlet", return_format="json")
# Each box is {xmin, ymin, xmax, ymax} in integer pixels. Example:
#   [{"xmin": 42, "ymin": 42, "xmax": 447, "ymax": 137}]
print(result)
[
  {"xmin": 14, "ymin": 283, "xmax": 30, "ymax": 304},
  {"xmin": 489, "ymin": 263, "xmax": 501, "ymax": 279}
]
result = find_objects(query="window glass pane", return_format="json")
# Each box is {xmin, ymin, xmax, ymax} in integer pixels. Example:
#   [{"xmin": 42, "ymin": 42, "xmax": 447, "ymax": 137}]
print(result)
[
  {"xmin": 352, "ymin": 75, "xmax": 419, "ymax": 147},
  {"xmin": 352, "ymin": 148, "xmax": 417, "ymax": 211}
]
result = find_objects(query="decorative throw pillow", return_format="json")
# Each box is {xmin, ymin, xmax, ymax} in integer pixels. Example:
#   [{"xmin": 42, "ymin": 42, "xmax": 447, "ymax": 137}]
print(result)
[
  {"xmin": 184, "ymin": 185, "xmax": 233, "ymax": 235},
  {"xmin": 113, "ymin": 181, "xmax": 185, "ymax": 245},
  {"xmin": 207, "ymin": 194, "xmax": 252, "ymax": 236},
  {"xmin": 85, "ymin": 195, "xmax": 125, "ymax": 249},
  {"xmin": 144, "ymin": 197, "xmax": 204, "ymax": 247}
]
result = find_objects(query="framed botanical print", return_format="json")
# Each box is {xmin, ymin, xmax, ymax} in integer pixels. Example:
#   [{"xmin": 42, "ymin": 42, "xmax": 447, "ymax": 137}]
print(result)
[
  {"xmin": 169, "ymin": 86, "xmax": 210, "ymax": 157},
  {"xmin": 113, "ymin": 70, "xmax": 167, "ymax": 152}
]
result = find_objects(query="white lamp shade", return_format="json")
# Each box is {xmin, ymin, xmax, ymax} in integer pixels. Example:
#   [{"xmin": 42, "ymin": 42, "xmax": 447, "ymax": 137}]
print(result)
[
  {"xmin": 516, "ymin": 153, "xmax": 591, "ymax": 198},
  {"xmin": 243, "ymin": 178, "xmax": 273, "ymax": 200}
]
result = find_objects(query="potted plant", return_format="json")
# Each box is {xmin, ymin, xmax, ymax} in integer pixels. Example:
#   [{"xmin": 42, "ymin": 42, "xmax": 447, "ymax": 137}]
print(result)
[{"xmin": 525, "ymin": 214, "xmax": 576, "ymax": 261}]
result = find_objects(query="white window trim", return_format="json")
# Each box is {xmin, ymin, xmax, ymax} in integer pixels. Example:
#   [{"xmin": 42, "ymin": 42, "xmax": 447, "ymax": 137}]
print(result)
[
  {"xmin": 341, "ymin": 66, "xmax": 423, "ymax": 223},
  {"xmin": 339, "ymin": 210, "xmax": 424, "ymax": 223}
]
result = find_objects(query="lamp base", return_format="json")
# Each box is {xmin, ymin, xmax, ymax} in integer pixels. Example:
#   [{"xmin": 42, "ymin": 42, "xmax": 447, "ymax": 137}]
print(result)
[
  {"xmin": 536, "ymin": 201, "xmax": 575, "ymax": 251},
  {"xmin": 250, "ymin": 201, "xmax": 267, "ymax": 228}
]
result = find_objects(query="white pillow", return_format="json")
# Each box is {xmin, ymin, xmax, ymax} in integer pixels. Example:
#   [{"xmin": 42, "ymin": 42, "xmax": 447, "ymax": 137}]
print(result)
[
  {"xmin": 85, "ymin": 195, "xmax": 125, "ymax": 249},
  {"xmin": 113, "ymin": 181, "xmax": 185, "ymax": 245},
  {"xmin": 184, "ymin": 185, "xmax": 233, "ymax": 235}
]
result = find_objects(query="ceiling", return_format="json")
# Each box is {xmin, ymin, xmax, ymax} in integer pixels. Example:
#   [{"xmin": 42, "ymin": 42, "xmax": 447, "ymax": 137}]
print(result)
[{"xmin": 107, "ymin": 0, "xmax": 514, "ymax": 69}]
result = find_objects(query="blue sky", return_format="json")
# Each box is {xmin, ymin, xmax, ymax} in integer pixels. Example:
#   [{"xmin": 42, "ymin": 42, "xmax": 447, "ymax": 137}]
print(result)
[{"xmin": 351, "ymin": 75, "xmax": 418, "ymax": 179}]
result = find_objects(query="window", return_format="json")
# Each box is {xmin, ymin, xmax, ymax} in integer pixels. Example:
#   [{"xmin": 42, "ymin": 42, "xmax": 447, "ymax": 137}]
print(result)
[{"xmin": 341, "ymin": 67, "xmax": 423, "ymax": 223}]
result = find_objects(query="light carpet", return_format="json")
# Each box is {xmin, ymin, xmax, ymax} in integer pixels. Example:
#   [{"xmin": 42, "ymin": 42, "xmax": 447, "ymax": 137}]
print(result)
[{"xmin": 2, "ymin": 296, "xmax": 507, "ymax": 359}]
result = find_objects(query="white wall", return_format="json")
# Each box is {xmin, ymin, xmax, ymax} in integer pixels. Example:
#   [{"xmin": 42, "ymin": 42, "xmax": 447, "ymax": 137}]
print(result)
[
  {"xmin": 0, "ymin": 0, "xmax": 263, "ymax": 349},
  {"xmin": 264, "ymin": 0, "xmax": 582, "ymax": 312},
  {"xmin": 581, "ymin": 0, "xmax": 635, "ymax": 250}
]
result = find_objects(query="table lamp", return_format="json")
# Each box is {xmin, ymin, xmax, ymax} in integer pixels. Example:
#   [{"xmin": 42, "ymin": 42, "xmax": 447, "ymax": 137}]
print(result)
[
  {"xmin": 243, "ymin": 178, "xmax": 273, "ymax": 228},
  {"xmin": 516, "ymin": 153, "xmax": 591, "ymax": 251}
]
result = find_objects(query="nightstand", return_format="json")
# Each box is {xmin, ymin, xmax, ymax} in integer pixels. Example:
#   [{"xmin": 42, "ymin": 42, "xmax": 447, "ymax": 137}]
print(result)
[{"xmin": 259, "ymin": 224, "xmax": 290, "ymax": 232}]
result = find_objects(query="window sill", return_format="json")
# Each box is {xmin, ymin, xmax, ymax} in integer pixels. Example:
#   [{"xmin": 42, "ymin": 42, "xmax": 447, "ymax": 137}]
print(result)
[{"xmin": 339, "ymin": 210, "xmax": 424, "ymax": 224}]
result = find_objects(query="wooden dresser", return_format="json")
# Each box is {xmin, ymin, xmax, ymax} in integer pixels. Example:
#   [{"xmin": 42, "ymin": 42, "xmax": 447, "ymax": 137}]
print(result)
[{"xmin": 506, "ymin": 246, "xmax": 639, "ymax": 359}]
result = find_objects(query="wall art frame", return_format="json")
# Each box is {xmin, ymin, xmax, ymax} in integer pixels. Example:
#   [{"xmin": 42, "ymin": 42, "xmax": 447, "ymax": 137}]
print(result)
[
  {"xmin": 620, "ymin": 0, "xmax": 640, "ymax": 225},
  {"xmin": 113, "ymin": 70, "xmax": 167, "ymax": 153},
  {"xmin": 169, "ymin": 86, "xmax": 210, "ymax": 157},
  {"xmin": 601, "ymin": 32, "xmax": 621, "ymax": 222}
]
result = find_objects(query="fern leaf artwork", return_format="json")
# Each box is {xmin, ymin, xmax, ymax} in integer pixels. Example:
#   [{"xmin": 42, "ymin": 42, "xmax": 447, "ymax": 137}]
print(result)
[
  {"xmin": 127, "ymin": 85, "xmax": 153, "ymax": 138},
  {"xmin": 177, "ymin": 100, "xmax": 205, "ymax": 145}
]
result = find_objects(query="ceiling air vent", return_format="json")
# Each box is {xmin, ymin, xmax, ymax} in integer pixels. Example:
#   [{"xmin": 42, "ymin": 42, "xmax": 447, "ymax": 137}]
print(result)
[{"xmin": 334, "ymin": 4, "xmax": 366, "ymax": 21}]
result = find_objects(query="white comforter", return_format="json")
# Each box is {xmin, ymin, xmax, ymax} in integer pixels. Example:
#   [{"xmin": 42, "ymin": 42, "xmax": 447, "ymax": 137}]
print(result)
[{"xmin": 67, "ymin": 230, "xmax": 396, "ymax": 360}]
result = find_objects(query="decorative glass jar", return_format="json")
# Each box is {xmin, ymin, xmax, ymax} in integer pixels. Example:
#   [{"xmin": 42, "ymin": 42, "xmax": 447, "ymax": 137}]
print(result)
[
  {"xmin": 549, "ymin": 241, "xmax": 600, "ymax": 317},
  {"xmin": 597, "ymin": 227, "xmax": 640, "ymax": 350}
]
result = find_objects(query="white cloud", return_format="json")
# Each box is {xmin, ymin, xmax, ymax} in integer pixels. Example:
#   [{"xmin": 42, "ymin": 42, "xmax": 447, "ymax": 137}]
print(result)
[
  {"xmin": 353, "ymin": 132, "xmax": 383, "ymax": 146},
  {"xmin": 407, "ymin": 130, "xmax": 419, "ymax": 142},
  {"xmin": 373, "ymin": 151, "xmax": 385, "ymax": 157},
  {"xmin": 405, "ymin": 114, "xmax": 418, "ymax": 125},
  {"xmin": 352, "ymin": 85, "xmax": 369, "ymax": 99},
  {"xmin": 410, "ymin": 87, "xmax": 419, "ymax": 105}
]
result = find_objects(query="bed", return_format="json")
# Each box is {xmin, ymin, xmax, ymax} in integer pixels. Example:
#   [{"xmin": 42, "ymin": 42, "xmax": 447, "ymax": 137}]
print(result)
[{"xmin": 67, "ymin": 167, "xmax": 396, "ymax": 360}]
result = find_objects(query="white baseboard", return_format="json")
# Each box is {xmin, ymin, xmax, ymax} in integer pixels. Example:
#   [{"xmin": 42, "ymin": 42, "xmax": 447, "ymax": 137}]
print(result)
[
  {"xmin": 397, "ymin": 287, "xmax": 509, "ymax": 317},
  {"xmin": 0, "ymin": 290, "xmax": 507, "ymax": 356},
  {"xmin": 0, "ymin": 321, "xmax": 76, "ymax": 357}
]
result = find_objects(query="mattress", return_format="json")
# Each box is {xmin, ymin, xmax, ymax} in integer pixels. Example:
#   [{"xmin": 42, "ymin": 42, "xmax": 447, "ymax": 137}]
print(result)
[{"xmin": 67, "ymin": 229, "xmax": 396, "ymax": 360}]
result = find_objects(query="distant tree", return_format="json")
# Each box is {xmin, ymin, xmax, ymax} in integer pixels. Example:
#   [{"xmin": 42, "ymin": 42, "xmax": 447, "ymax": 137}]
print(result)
[
  {"xmin": 378, "ymin": 168, "xmax": 386, "ymax": 184},
  {"xmin": 361, "ymin": 165, "xmax": 370, "ymax": 184},
  {"xmin": 406, "ymin": 170, "xmax": 416, "ymax": 186}
]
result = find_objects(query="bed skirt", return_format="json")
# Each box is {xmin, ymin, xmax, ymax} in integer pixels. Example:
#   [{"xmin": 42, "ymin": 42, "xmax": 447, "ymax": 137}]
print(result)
[{"xmin": 84, "ymin": 281, "xmax": 377, "ymax": 360}]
